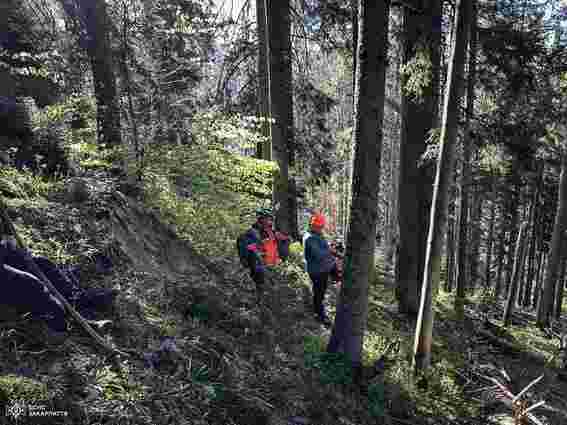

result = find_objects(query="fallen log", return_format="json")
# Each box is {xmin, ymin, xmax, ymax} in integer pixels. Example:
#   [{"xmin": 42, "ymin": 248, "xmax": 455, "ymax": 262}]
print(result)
[{"xmin": 476, "ymin": 328, "xmax": 550, "ymax": 366}]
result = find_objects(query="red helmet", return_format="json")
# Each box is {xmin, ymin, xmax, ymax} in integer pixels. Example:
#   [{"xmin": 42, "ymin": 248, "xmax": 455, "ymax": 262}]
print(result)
[{"xmin": 310, "ymin": 213, "xmax": 326, "ymax": 229}]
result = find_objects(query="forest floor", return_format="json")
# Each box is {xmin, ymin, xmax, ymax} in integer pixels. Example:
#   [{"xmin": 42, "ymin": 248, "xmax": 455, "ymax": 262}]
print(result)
[{"xmin": 0, "ymin": 167, "xmax": 566, "ymax": 425}]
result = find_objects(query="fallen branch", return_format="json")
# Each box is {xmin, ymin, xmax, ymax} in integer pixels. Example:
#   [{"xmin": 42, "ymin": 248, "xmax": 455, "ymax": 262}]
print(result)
[
  {"xmin": 1, "ymin": 198, "xmax": 129, "ymax": 358},
  {"xmin": 476, "ymin": 328, "xmax": 550, "ymax": 365}
]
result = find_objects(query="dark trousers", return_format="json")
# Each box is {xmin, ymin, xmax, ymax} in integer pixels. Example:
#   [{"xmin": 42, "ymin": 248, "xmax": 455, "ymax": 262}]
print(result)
[
  {"xmin": 308, "ymin": 272, "xmax": 329, "ymax": 318},
  {"xmin": 247, "ymin": 254, "xmax": 265, "ymax": 295}
]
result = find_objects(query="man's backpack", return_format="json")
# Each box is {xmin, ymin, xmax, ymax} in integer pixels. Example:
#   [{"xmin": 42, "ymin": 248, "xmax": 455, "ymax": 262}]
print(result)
[{"xmin": 236, "ymin": 233, "xmax": 249, "ymax": 267}]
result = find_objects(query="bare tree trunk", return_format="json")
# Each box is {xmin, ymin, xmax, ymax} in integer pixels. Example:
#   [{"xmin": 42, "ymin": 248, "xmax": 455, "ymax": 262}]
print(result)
[
  {"xmin": 485, "ymin": 196, "xmax": 496, "ymax": 288},
  {"xmin": 327, "ymin": 0, "xmax": 390, "ymax": 380},
  {"xmin": 495, "ymin": 208, "xmax": 506, "ymax": 298},
  {"xmin": 268, "ymin": 0, "xmax": 296, "ymax": 237},
  {"xmin": 455, "ymin": 1, "xmax": 477, "ymax": 316},
  {"xmin": 120, "ymin": 2, "xmax": 142, "ymax": 182},
  {"xmin": 537, "ymin": 152, "xmax": 567, "ymax": 328},
  {"xmin": 59, "ymin": 0, "xmax": 122, "ymax": 147},
  {"xmin": 504, "ymin": 186, "xmax": 520, "ymax": 298},
  {"xmin": 445, "ymin": 195, "xmax": 456, "ymax": 292},
  {"xmin": 554, "ymin": 251, "xmax": 566, "ymax": 320},
  {"xmin": 256, "ymin": 0, "xmax": 271, "ymax": 159},
  {"xmin": 413, "ymin": 0, "xmax": 471, "ymax": 372},
  {"xmin": 523, "ymin": 165, "xmax": 543, "ymax": 307},
  {"xmin": 397, "ymin": 0, "xmax": 441, "ymax": 316},
  {"xmin": 503, "ymin": 222, "xmax": 529, "ymax": 327},
  {"xmin": 533, "ymin": 250, "xmax": 546, "ymax": 310},
  {"xmin": 469, "ymin": 183, "xmax": 483, "ymax": 287}
]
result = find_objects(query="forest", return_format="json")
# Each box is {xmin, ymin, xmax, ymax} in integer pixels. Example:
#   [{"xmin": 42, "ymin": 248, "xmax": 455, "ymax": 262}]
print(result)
[{"xmin": 0, "ymin": 0, "xmax": 567, "ymax": 424}]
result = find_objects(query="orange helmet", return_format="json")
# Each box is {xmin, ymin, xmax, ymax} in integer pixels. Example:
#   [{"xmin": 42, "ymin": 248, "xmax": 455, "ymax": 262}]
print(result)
[{"xmin": 310, "ymin": 213, "xmax": 326, "ymax": 229}]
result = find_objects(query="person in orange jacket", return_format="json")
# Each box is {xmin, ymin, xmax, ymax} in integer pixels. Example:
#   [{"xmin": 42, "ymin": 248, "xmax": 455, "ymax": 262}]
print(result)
[{"xmin": 238, "ymin": 208, "xmax": 289, "ymax": 300}]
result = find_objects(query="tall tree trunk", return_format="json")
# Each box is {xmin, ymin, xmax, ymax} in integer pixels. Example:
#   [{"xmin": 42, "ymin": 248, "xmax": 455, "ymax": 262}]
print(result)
[
  {"xmin": 537, "ymin": 152, "xmax": 567, "ymax": 328},
  {"xmin": 397, "ymin": 0, "xmax": 441, "ymax": 316},
  {"xmin": 503, "ymin": 222, "xmax": 529, "ymax": 327},
  {"xmin": 120, "ymin": 2, "xmax": 141, "ymax": 182},
  {"xmin": 523, "ymin": 165, "xmax": 543, "ymax": 307},
  {"xmin": 63, "ymin": 0, "xmax": 122, "ymax": 147},
  {"xmin": 554, "ymin": 249, "xmax": 566, "ymax": 320},
  {"xmin": 445, "ymin": 195, "xmax": 456, "ymax": 292},
  {"xmin": 468, "ymin": 182, "xmax": 483, "ymax": 287},
  {"xmin": 455, "ymin": 1, "xmax": 477, "ymax": 316},
  {"xmin": 504, "ymin": 185, "xmax": 520, "ymax": 298},
  {"xmin": 534, "ymin": 250, "xmax": 546, "ymax": 310},
  {"xmin": 495, "ymin": 205, "xmax": 506, "ymax": 298},
  {"xmin": 327, "ymin": 0, "xmax": 390, "ymax": 379},
  {"xmin": 268, "ymin": 0, "xmax": 296, "ymax": 237},
  {"xmin": 256, "ymin": 0, "xmax": 271, "ymax": 159},
  {"xmin": 413, "ymin": 0, "xmax": 471, "ymax": 372},
  {"xmin": 351, "ymin": 0, "xmax": 358, "ymax": 96},
  {"xmin": 485, "ymin": 196, "xmax": 496, "ymax": 288}
]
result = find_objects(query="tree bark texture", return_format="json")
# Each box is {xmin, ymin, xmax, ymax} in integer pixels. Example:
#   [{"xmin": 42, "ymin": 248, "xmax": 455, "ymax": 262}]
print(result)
[
  {"xmin": 504, "ymin": 185, "xmax": 520, "ymax": 298},
  {"xmin": 554, "ymin": 251, "xmax": 566, "ymax": 319},
  {"xmin": 268, "ymin": 0, "xmax": 296, "ymax": 237},
  {"xmin": 444, "ymin": 198, "xmax": 456, "ymax": 292},
  {"xmin": 455, "ymin": 3, "xmax": 478, "ymax": 316},
  {"xmin": 523, "ymin": 165, "xmax": 543, "ymax": 307},
  {"xmin": 503, "ymin": 222, "xmax": 528, "ymax": 327},
  {"xmin": 485, "ymin": 197, "xmax": 495, "ymax": 288},
  {"xmin": 256, "ymin": 0, "xmax": 271, "ymax": 159},
  {"xmin": 537, "ymin": 152, "xmax": 567, "ymax": 328},
  {"xmin": 78, "ymin": 0, "xmax": 122, "ymax": 147},
  {"xmin": 413, "ymin": 0, "xmax": 471, "ymax": 372},
  {"xmin": 495, "ymin": 215, "xmax": 506, "ymax": 298},
  {"xmin": 397, "ymin": 0, "xmax": 441, "ymax": 316},
  {"xmin": 534, "ymin": 250, "xmax": 546, "ymax": 310},
  {"xmin": 327, "ymin": 0, "xmax": 390, "ymax": 373}
]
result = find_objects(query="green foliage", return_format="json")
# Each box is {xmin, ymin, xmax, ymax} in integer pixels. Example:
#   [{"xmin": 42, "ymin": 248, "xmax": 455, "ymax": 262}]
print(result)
[
  {"xmin": 303, "ymin": 335, "xmax": 353, "ymax": 385},
  {"xmin": 33, "ymin": 95, "xmax": 95, "ymax": 132},
  {"xmin": 192, "ymin": 112, "xmax": 268, "ymax": 151},
  {"xmin": 288, "ymin": 241, "xmax": 303, "ymax": 257},
  {"xmin": 0, "ymin": 374, "xmax": 48, "ymax": 402},
  {"xmin": 68, "ymin": 142, "xmax": 125, "ymax": 171},
  {"xmin": 187, "ymin": 304, "xmax": 210, "ymax": 322},
  {"xmin": 479, "ymin": 144, "xmax": 513, "ymax": 176},
  {"xmin": 94, "ymin": 364, "xmax": 143, "ymax": 402},
  {"xmin": 190, "ymin": 365, "xmax": 224, "ymax": 401},
  {"xmin": 0, "ymin": 166, "xmax": 57, "ymax": 199},
  {"xmin": 561, "ymin": 71, "xmax": 567, "ymax": 94},
  {"xmin": 30, "ymin": 95, "xmax": 107, "ymax": 172},
  {"xmin": 207, "ymin": 148, "xmax": 277, "ymax": 198},
  {"xmin": 400, "ymin": 46, "xmax": 433, "ymax": 104},
  {"xmin": 367, "ymin": 382, "xmax": 385, "ymax": 418},
  {"xmin": 140, "ymin": 112, "xmax": 278, "ymax": 257}
]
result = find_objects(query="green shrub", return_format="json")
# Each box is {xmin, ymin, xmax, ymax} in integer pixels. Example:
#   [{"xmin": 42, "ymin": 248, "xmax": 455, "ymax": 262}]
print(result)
[
  {"xmin": 140, "ymin": 113, "xmax": 277, "ymax": 257},
  {"xmin": 303, "ymin": 335, "xmax": 353, "ymax": 385},
  {"xmin": 0, "ymin": 375, "xmax": 48, "ymax": 402},
  {"xmin": 0, "ymin": 166, "xmax": 57, "ymax": 198}
]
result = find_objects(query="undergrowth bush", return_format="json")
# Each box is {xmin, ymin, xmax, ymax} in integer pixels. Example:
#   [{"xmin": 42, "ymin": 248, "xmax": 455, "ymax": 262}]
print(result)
[
  {"xmin": 303, "ymin": 335, "xmax": 353, "ymax": 385},
  {"xmin": 0, "ymin": 374, "xmax": 48, "ymax": 402},
  {"xmin": 0, "ymin": 166, "xmax": 59, "ymax": 199},
  {"xmin": 140, "ymin": 113, "xmax": 277, "ymax": 256}
]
